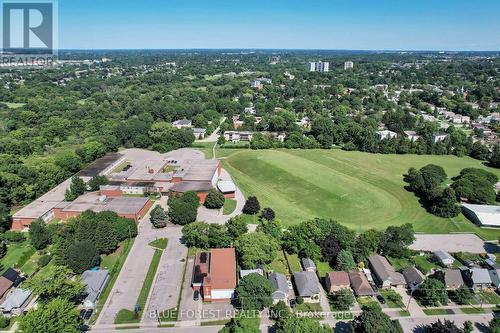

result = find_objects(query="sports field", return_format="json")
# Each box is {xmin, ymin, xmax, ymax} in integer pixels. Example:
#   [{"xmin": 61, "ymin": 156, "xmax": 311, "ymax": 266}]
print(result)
[{"xmin": 218, "ymin": 148, "xmax": 500, "ymax": 240}]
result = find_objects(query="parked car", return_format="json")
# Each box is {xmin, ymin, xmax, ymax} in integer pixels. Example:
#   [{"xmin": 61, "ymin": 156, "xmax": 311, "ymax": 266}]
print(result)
[
  {"xmin": 376, "ymin": 294, "xmax": 386, "ymax": 304},
  {"xmin": 289, "ymin": 299, "xmax": 296, "ymax": 309},
  {"xmin": 287, "ymin": 280, "xmax": 293, "ymax": 290},
  {"xmin": 193, "ymin": 290, "xmax": 200, "ymax": 301}
]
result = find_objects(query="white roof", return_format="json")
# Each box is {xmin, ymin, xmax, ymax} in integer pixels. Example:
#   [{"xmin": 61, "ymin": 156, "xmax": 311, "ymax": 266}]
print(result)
[
  {"xmin": 462, "ymin": 203, "xmax": 500, "ymax": 227},
  {"xmin": 0, "ymin": 288, "xmax": 31, "ymax": 311},
  {"xmin": 217, "ymin": 181, "xmax": 236, "ymax": 193}
]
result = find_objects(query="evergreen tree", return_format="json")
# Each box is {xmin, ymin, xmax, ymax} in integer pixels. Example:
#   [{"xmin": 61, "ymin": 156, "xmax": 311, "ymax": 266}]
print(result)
[
  {"xmin": 94, "ymin": 219, "xmax": 118, "ymax": 254},
  {"xmin": 151, "ymin": 205, "xmax": 168, "ymax": 228},
  {"xmin": 64, "ymin": 176, "xmax": 86, "ymax": 201},
  {"xmin": 29, "ymin": 219, "xmax": 52, "ymax": 250},
  {"xmin": 260, "ymin": 207, "xmax": 275, "ymax": 221},
  {"xmin": 242, "ymin": 196, "xmax": 260, "ymax": 215},
  {"xmin": 65, "ymin": 241, "xmax": 100, "ymax": 274}
]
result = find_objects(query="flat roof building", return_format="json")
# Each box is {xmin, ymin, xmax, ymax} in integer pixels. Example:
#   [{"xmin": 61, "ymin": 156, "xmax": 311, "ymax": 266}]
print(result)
[
  {"xmin": 53, "ymin": 192, "xmax": 152, "ymax": 222},
  {"xmin": 462, "ymin": 203, "xmax": 500, "ymax": 227}
]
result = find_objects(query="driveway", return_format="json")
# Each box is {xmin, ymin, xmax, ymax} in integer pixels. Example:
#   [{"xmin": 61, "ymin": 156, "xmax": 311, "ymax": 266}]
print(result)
[
  {"xmin": 177, "ymin": 258, "xmax": 202, "ymax": 323},
  {"xmin": 196, "ymin": 168, "xmax": 245, "ymax": 225},
  {"xmin": 143, "ymin": 224, "xmax": 188, "ymax": 323},
  {"xmin": 410, "ymin": 234, "xmax": 498, "ymax": 254},
  {"xmin": 96, "ymin": 197, "xmax": 174, "ymax": 326}
]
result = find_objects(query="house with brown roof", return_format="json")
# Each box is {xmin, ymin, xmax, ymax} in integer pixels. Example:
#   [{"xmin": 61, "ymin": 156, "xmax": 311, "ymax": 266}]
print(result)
[
  {"xmin": 368, "ymin": 254, "xmax": 407, "ymax": 289},
  {"xmin": 0, "ymin": 269, "xmax": 22, "ymax": 302},
  {"xmin": 325, "ymin": 271, "xmax": 350, "ymax": 294},
  {"xmin": 442, "ymin": 269, "xmax": 465, "ymax": 290},
  {"xmin": 192, "ymin": 248, "xmax": 237, "ymax": 302},
  {"xmin": 349, "ymin": 271, "xmax": 375, "ymax": 296}
]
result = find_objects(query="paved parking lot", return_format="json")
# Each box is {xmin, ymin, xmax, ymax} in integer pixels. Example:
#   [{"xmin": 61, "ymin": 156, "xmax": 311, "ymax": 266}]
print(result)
[{"xmin": 410, "ymin": 233, "xmax": 497, "ymax": 253}]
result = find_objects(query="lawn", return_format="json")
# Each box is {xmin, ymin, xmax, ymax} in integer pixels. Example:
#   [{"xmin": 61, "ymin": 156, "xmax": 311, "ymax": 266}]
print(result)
[
  {"xmin": 412, "ymin": 255, "xmax": 440, "ymax": 274},
  {"xmin": 296, "ymin": 302, "xmax": 323, "ymax": 313},
  {"xmin": 285, "ymin": 253, "xmax": 302, "ymax": 273},
  {"xmin": 114, "ymin": 249, "xmax": 163, "ymax": 324},
  {"xmin": 149, "ymin": 238, "xmax": 168, "ymax": 250},
  {"xmin": 0, "ymin": 241, "xmax": 35, "ymax": 275},
  {"xmin": 220, "ymin": 148, "xmax": 500, "ymax": 239},
  {"xmin": 267, "ymin": 250, "xmax": 290, "ymax": 275},
  {"xmin": 476, "ymin": 291, "xmax": 500, "ymax": 304},
  {"xmin": 223, "ymin": 199, "xmax": 237, "ymax": 215},
  {"xmin": 379, "ymin": 290, "xmax": 405, "ymax": 308},
  {"xmin": 315, "ymin": 261, "xmax": 333, "ymax": 277},
  {"xmin": 461, "ymin": 307, "xmax": 485, "ymax": 314},
  {"xmin": 389, "ymin": 255, "xmax": 438, "ymax": 274},
  {"xmin": 356, "ymin": 296, "xmax": 381, "ymax": 311},
  {"xmin": 0, "ymin": 102, "xmax": 25, "ymax": 109},
  {"xmin": 423, "ymin": 308, "xmax": 451, "ymax": 316}
]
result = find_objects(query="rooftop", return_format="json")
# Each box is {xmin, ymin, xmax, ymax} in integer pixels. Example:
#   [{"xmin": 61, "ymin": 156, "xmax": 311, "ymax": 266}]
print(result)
[
  {"xmin": 349, "ymin": 271, "xmax": 375, "ymax": 296},
  {"xmin": 0, "ymin": 288, "xmax": 31, "ymax": 311},
  {"xmin": 170, "ymin": 181, "xmax": 213, "ymax": 193},
  {"xmin": 443, "ymin": 269, "xmax": 464, "ymax": 286},
  {"xmin": 60, "ymin": 192, "xmax": 150, "ymax": 215},
  {"xmin": 206, "ymin": 248, "xmax": 236, "ymax": 290},
  {"xmin": 293, "ymin": 271, "xmax": 319, "ymax": 297},
  {"xmin": 462, "ymin": 203, "xmax": 500, "ymax": 227},
  {"xmin": 82, "ymin": 270, "xmax": 109, "ymax": 304},
  {"xmin": 217, "ymin": 181, "xmax": 236, "ymax": 193},
  {"xmin": 326, "ymin": 271, "xmax": 350, "ymax": 286},
  {"xmin": 368, "ymin": 254, "xmax": 406, "ymax": 285}
]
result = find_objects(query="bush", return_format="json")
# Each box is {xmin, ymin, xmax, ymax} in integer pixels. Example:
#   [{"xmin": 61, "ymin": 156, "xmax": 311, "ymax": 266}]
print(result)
[
  {"xmin": 242, "ymin": 196, "xmax": 260, "ymax": 215},
  {"xmin": 4, "ymin": 231, "xmax": 25, "ymax": 243},
  {"xmin": 37, "ymin": 255, "xmax": 52, "ymax": 268},
  {"xmin": 204, "ymin": 189, "xmax": 225, "ymax": 209},
  {"xmin": 0, "ymin": 316, "xmax": 10, "ymax": 329},
  {"xmin": 150, "ymin": 205, "xmax": 168, "ymax": 228},
  {"xmin": 296, "ymin": 296, "xmax": 304, "ymax": 304}
]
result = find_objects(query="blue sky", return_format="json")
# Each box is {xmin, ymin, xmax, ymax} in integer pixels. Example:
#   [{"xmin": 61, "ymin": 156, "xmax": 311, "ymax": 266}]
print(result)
[{"xmin": 58, "ymin": 0, "xmax": 500, "ymax": 50}]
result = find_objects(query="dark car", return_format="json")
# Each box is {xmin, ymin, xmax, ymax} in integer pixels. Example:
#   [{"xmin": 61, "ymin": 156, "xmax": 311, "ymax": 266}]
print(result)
[
  {"xmin": 289, "ymin": 299, "xmax": 296, "ymax": 309},
  {"xmin": 376, "ymin": 294, "xmax": 386, "ymax": 304},
  {"xmin": 193, "ymin": 290, "xmax": 200, "ymax": 301}
]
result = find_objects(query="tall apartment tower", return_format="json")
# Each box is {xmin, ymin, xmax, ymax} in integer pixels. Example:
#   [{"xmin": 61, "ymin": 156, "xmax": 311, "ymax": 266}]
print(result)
[
  {"xmin": 307, "ymin": 61, "xmax": 330, "ymax": 73},
  {"xmin": 344, "ymin": 61, "xmax": 354, "ymax": 70}
]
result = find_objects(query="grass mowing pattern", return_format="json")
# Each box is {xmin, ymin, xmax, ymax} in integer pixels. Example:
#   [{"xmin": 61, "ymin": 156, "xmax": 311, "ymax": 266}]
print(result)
[
  {"xmin": 114, "ymin": 248, "xmax": 163, "ymax": 324},
  {"xmin": 222, "ymin": 149, "xmax": 500, "ymax": 239}
]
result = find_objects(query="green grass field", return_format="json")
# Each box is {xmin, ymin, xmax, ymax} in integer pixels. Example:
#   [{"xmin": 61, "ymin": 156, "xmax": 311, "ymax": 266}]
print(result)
[{"xmin": 219, "ymin": 148, "xmax": 500, "ymax": 239}]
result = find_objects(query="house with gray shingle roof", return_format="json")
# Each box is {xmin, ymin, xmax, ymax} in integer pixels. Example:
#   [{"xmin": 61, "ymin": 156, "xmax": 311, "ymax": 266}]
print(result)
[
  {"xmin": 301, "ymin": 258, "xmax": 316, "ymax": 272},
  {"xmin": 368, "ymin": 254, "xmax": 406, "ymax": 289},
  {"xmin": 0, "ymin": 288, "xmax": 32, "ymax": 317},
  {"xmin": 268, "ymin": 272, "xmax": 289, "ymax": 304},
  {"xmin": 402, "ymin": 267, "xmax": 425, "ymax": 291},
  {"xmin": 464, "ymin": 268, "xmax": 493, "ymax": 290},
  {"xmin": 442, "ymin": 269, "xmax": 465, "ymax": 290},
  {"xmin": 293, "ymin": 271, "xmax": 320, "ymax": 303},
  {"xmin": 81, "ymin": 270, "xmax": 109, "ymax": 309},
  {"xmin": 489, "ymin": 269, "xmax": 500, "ymax": 291}
]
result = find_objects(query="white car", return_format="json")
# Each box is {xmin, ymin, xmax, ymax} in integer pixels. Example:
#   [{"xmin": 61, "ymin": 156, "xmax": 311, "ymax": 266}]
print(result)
[{"xmin": 287, "ymin": 280, "xmax": 293, "ymax": 290}]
